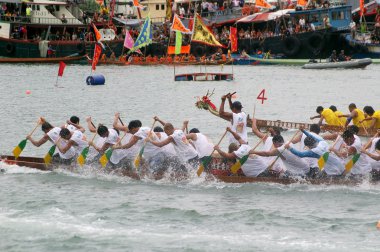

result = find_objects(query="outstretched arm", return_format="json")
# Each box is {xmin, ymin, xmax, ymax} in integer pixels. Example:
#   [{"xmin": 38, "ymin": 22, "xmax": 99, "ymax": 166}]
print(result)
[
  {"xmin": 57, "ymin": 140, "xmax": 75, "ymax": 154},
  {"xmin": 227, "ymin": 127, "xmax": 246, "ymax": 145},
  {"xmin": 289, "ymin": 148, "xmax": 320, "ymax": 158},
  {"xmin": 214, "ymin": 145, "xmax": 237, "ymax": 159},
  {"xmin": 219, "ymin": 95, "xmax": 233, "ymax": 121},
  {"xmin": 186, "ymin": 133, "xmax": 198, "ymax": 141},
  {"xmin": 250, "ymin": 149, "xmax": 278, "ymax": 157},
  {"xmin": 26, "ymin": 135, "xmax": 49, "ymax": 147},
  {"xmin": 86, "ymin": 117, "xmax": 97, "ymax": 133},
  {"xmin": 154, "ymin": 116, "xmax": 166, "ymax": 126},
  {"xmin": 149, "ymin": 136, "xmax": 173, "ymax": 147},
  {"xmin": 251, "ymin": 117, "xmax": 267, "ymax": 140},
  {"xmin": 113, "ymin": 135, "xmax": 139, "ymax": 150},
  {"xmin": 310, "ymin": 115, "xmax": 321, "ymax": 120}
]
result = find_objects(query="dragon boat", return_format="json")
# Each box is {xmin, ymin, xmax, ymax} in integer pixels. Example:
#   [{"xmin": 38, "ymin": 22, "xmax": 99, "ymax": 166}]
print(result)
[
  {"xmin": 1, "ymin": 155, "xmax": 379, "ymax": 185},
  {"xmin": 195, "ymin": 90, "xmax": 378, "ymax": 137}
]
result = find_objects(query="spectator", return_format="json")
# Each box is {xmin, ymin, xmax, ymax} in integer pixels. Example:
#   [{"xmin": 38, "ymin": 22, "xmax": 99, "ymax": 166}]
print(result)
[{"xmin": 61, "ymin": 14, "xmax": 67, "ymax": 24}]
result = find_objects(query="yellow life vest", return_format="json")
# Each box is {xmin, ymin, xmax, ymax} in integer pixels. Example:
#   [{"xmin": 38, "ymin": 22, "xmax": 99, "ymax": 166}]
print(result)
[
  {"xmin": 352, "ymin": 109, "xmax": 369, "ymax": 127},
  {"xmin": 322, "ymin": 108, "xmax": 340, "ymax": 126},
  {"xmin": 334, "ymin": 111, "xmax": 346, "ymax": 126},
  {"xmin": 372, "ymin": 110, "xmax": 380, "ymax": 128}
]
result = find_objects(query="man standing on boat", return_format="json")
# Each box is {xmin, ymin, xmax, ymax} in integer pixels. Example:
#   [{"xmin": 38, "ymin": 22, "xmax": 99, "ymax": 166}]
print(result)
[{"xmin": 219, "ymin": 93, "xmax": 248, "ymax": 145}]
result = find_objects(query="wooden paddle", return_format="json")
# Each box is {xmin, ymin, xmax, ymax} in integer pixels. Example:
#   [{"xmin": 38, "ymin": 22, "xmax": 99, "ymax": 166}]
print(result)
[
  {"xmin": 99, "ymin": 131, "xmax": 128, "ymax": 168},
  {"xmin": 13, "ymin": 120, "xmax": 41, "ymax": 159},
  {"xmin": 197, "ymin": 129, "xmax": 228, "ymax": 177},
  {"xmin": 134, "ymin": 120, "xmax": 157, "ymax": 169},
  {"xmin": 267, "ymin": 130, "xmax": 299, "ymax": 171},
  {"xmin": 360, "ymin": 121, "xmax": 369, "ymax": 137}
]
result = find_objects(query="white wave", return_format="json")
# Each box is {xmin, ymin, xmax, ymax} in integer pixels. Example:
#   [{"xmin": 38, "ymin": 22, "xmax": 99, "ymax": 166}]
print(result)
[{"xmin": 0, "ymin": 162, "xmax": 50, "ymax": 174}]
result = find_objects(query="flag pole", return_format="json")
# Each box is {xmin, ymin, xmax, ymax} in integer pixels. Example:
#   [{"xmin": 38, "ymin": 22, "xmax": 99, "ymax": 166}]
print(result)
[{"xmin": 55, "ymin": 75, "xmax": 59, "ymax": 87}]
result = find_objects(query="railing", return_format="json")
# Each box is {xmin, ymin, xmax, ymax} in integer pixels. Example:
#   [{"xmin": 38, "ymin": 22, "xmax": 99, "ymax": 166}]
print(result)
[{"xmin": 0, "ymin": 15, "xmax": 82, "ymax": 25}]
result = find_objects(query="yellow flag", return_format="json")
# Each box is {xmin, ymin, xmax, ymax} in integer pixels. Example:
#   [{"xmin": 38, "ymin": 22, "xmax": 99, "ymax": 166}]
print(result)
[{"xmin": 191, "ymin": 14, "xmax": 224, "ymax": 47}]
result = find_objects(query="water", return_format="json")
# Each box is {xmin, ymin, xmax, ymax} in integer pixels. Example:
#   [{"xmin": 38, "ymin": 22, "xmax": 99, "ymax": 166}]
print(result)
[{"xmin": 0, "ymin": 64, "xmax": 380, "ymax": 251}]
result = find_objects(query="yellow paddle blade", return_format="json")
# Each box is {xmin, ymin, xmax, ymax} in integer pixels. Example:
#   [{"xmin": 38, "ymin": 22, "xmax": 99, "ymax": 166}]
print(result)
[
  {"xmin": 99, "ymin": 154, "xmax": 109, "ymax": 167},
  {"xmin": 13, "ymin": 146, "xmax": 22, "ymax": 159},
  {"xmin": 317, "ymin": 152, "xmax": 329, "ymax": 171},
  {"xmin": 196, "ymin": 164, "xmax": 204, "ymax": 177},
  {"xmin": 134, "ymin": 155, "xmax": 141, "ymax": 169},
  {"xmin": 43, "ymin": 154, "xmax": 52, "ymax": 165},
  {"xmin": 77, "ymin": 155, "xmax": 86, "ymax": 166},
  {"xmin": 230, "ymin": 161, "xmax": 242, "ymax": 174}
]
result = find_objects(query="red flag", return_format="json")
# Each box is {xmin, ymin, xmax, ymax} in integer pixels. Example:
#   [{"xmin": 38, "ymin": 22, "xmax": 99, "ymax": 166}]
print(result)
[
  {"xmin": 58, "ymin": 61, "xmax": 66, "ymax": 77},
  {"xmin": 92, "ymin": 43, "xmax": 102, "ymax": 71},
  {"xmin": 92, "ymin": 24, "xmax": 102, "ymax": 42},
  {"xmin": 360, "ymin": 0, "xmax": 364, "ymax": 16},
  {"xmin": 188, "ymin": 18, "xmax": 194, "ymax": 31},
  {"xmin": 230, "ymin": 27, "xmax": 238, "ymax": 52}
]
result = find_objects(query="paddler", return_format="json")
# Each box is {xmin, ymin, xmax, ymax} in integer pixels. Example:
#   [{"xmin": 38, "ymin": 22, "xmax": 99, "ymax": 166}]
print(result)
[
  {"xmin": 148, "ymin": 117, "xmax": 199, "ymax": 168},
  {"xmin": 182, "ymin": 120, "xmax": 213, "ymax": 162},
  {"xmin": 310, "ymin": 106, "xmax": 341, "ymax": 126},
  {"xmin": 329, "ymin": 105, "xmax": 347, "ymax": 126},
  {"xmin": 362, "ymin": 106, "xmax": 380, "ymax": 129},
  {"xmin": 361, "ymin": 130, "xmax": 380, "ymax": 175},
  {"xmin": 339, "ymin": 103, "xmax": 371, "ymax": 128},
  {"xmin": 89, "ymin": 125, "xmax": 119, "ymax": 156},
  {"xmin": 27, "ymin": 120, "xmax": 76, "ymax": 164},
  {"xmin": 213, "ymin": 127, "xmax": 271, "ymax": 177},
  {"xmin": 219, "ymin": 93, "xmax": 248, "ymax": 145},
  {"xmin": 64, "ymin": 115, "xmax": 85, "ymax": 133},
  {"xmin": 330, "ymin": 129, "xmax": 372, "ymax": 177},
  {"xmin": 57, "ymin": 128, "xmax": 88, "ymax": 156}
]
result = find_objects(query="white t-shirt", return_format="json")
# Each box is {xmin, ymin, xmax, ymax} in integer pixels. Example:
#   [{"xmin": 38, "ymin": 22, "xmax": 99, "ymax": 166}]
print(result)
[
  {"xmin": 105, "ymin": 128, "xmax": 119, "ymax": 145},
  {"xmin": 156, "ymin": 132, "xmax": 176, "ymax": 156},
  {"xmin": 347, "ymin": 137, "xmax": 372, "ymax": 175},
  {"xmin": 47, "ymin": 127, "xmax": 76, "ymax": 159},
  {"xmin": 170, "ymin": 130, "xmax": 198, "ymax": 161},
  {"xmin": 110, "ymin": 132, "xmax": 139, "ymax": 164},
  {"xmin": 70, "ymin": 130, "xmax": 88, "ymax": 154},
  {"xmin": 368, "ymin": 137, "xmax": 380, "ymax": 171},
  {"xmin": 229, "ymin": 112, "xmax": 248, "ymax": 145},
  {"xmin": 277, "ymin": 145, "xmax": 309, "ymax": 175},
  {"xmin": 192, "ymin": 133, "xmax": 213, "ymax": 158},
  {"xmin": 260, "ymin": 136, "xmax": 285, "ymax": 173},
  {"xmin": 134, "ymin": 127, "xmax": 161, "ymax": 159},
  {"xmin": 299, "ymin": 132, "xmax": 322, "ymax": 168},
  {"xmin": 66, "ymin": 124, "xmax": 77, "ymax": 133},
  {"xmin": 309, "ymin": 140, "xmax": 345, "ymax": 175},
  {"xmin": 234, "ymin": 144, "xmax": 267, "ymax": 177}
]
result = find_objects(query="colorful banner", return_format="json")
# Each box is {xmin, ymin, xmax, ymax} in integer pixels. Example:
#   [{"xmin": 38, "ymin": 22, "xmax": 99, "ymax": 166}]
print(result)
[
  {"xmin": 92, "ymin": 24, "xmax": 102, "ymax": 42},
  {"xmin": 360, "ymin": 0, "xmax": 364, "ymax": 16},
  {"xmin": 92, "ymin": 43, "xmax": 102, "ymax": 71},
  {"xmin": 230, "ymin": 27, "xmax": 238, "ymax": 52},
  {"xmin": 124, "ymin": 30, "xmax": 142, "ymax": 54},
  {"xmin": 129, "ymin": 16, "xmax": 152, "ymax": 53},
  {"xmin": 191, "ymin": 14, "xmax": 225, "ymax": 47},
  {"xmin": 133, "ymin": 0, "xmax": 144, "ymax": 9},
  {"xmin": 167, "ymin": 45, "xmax": 191, "ymax": 55},
  {"xmin": 175, "ymin": 31, "xmax": 182, "ymax": 55},
  {"xmin": 57, "ymin": 61, "xmax": 66, "ymax": 77},
  {"xmin": 171, "ymin": 14, "xmax": 191, "ymax": 34},
  {"xmin": 255, "ymin": 0, "xmax": 272, "ymax": 9}
]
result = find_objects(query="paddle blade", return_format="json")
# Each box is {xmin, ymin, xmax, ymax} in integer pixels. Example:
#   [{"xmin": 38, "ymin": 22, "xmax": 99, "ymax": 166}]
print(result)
[
  {"xmin": 231, "ymin": 155, "xmax": 249, "ymax": 174},
  {"xmin": 344, "ymin": 153, "xmax": 361, "ymax": 174},
  {"xmin": 196, "ymin": 156, "xmax": 212, "ymax": 176},
  {"xmin": 77, "ymin": 147, "xmax": 89, "ymax": 166},
  {"xmin": 99, "ymin": 149, "xmax": 112, "ymax": 167},
  {"xmin": 196, "ymin": 163, "xmax": 205, "ymax": 177},
  {"xmin": 134, "ymin": 146, "xmax": 145, "ymax": 169},
  {"xmin": 13, "ymin": 139, "xmax": 27, "ymax": 159},
  {"xmin": 43, "ymin": 145, "xmax": 56, "ymax": 165},
  {"xmin": 318, "ymin": 152, "xmax": 329, "ymax": 171}
]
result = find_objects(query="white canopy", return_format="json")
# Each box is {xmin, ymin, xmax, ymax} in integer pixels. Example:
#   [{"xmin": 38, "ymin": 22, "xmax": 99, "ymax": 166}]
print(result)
[{"xmin": 237, "ymin": 9, "xmax": 293, "ymax": 23}]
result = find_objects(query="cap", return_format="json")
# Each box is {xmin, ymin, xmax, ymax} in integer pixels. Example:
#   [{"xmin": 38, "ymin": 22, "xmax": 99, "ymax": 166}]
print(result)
[{"xmin": 231, "ymin": 101, "xmax": 243, "ymax": 110}]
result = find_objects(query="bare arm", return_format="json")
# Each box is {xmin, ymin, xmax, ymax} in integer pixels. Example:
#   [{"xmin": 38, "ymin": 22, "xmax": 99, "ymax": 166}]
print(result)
[
  {"xmin": 310, "ymin": 115, "xmax": 321, "ymax": 120},
  {"xmin": 318, "ymin": 116, "xmax": 324, "ymax": 126},
  {"xmin": 186, "ymin": 133, "xmax": 197, "ymax": 141},
  {"xmin": 57, "ymin": 140, "xmax": 76, "ymax": 154},
  {"xmin": 362, "ymin": 151, "xmax": 380, "ymax": 161},
  {"xmin": 113, "ymin": 113, "xmax": 128, "ymax": 132},
  {"xmin": 250, "ymin": 149, "xmax": 278, "ymax": 156},
  {"xmin": 115, "ymin": 135, "xmax": 139, "ymax": 150},
  {"xmin": 219, "ymin": 96, "xmax": 233, "ymax": 121},
  {"xmin": 251, "ymin": 118, "xmax": 267, "ymax": 140},
  {"xmin": 214, "ymin": 145, "xmax": 237, "ymax": 159},
  {"xmin": 182, "ymin": 120, "xmax": 189, "ymax": 132},
  {"xmin": 154, "ymin": 116, "xmax": 166, "ymax": 126},
  {"xmin": 86, "ymin": 117, "xmax": 97, "ymax": 133},
  {"xmin": 150, "ymin": 136, "xmax": 173, "ymax": 147},
  {"xmin": 67, "ymin": 121, "xmax": 85, "ymax": 133},
  {"xmin": 322, "ymin": 132, "xmax": 339, "ymax": 141},
  {"xmin": 26, "ymin": 135, "xmax": 49, "ymax": 147},
  {"xmin": 291, "ymin": 131, "xmax": 303, "ymax": 144},
  {"xmin": 227, "ymin": 127, "xmax": 246, "ymax": 145}
]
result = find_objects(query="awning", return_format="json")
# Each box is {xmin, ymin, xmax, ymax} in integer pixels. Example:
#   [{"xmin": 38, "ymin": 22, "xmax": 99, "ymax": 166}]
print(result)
[
  {"xmin": 113, "ymin": 17, "xmax": 142, "ymax": 27},
  {"xmin": 237, "ymin": 9, "xmax": 293, "ymax": 23}
]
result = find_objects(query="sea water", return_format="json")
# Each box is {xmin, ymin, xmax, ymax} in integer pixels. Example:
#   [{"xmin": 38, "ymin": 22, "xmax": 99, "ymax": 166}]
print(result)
[{"xmin": 0, "ymin": 64, "xmax": 379, "ymax": 251}]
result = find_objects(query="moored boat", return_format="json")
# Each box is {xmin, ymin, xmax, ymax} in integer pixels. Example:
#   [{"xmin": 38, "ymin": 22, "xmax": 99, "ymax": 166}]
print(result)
[
  {"xmin": 302, "ymin": 58, "xmax": 373, "ymax": 69},
  {"xmin": 0, "ymin": 54, "xmax": 85, "ymax": 63},
  {"xmin": 175, "ymin": 72, "xmax": 233, "ymax": 81}
]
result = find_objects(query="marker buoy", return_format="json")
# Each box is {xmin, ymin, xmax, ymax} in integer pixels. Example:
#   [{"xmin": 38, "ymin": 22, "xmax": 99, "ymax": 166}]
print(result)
[
  {"xmin": 377, "ymin": 221, "xmax": 380, "ymax": 229},
  {"xmin": 26, "ymin": 90, "xmax": 31, "ymax": 95}
]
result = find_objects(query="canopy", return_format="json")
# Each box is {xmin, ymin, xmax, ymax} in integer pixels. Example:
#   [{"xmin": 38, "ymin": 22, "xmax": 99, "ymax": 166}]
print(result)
[
  {"xmin": 113, "ymin": 17, "xmax": 142, "ymax": 27},
  {"xmin": 237, "ymin": 9, "xmax": 293, "ymax": 23}
]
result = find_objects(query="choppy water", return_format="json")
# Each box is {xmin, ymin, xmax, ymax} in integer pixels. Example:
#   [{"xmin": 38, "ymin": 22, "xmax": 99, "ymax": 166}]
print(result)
[{"xmin": 0, "ymin": 64, "xmax": 380, "ymax": 251}]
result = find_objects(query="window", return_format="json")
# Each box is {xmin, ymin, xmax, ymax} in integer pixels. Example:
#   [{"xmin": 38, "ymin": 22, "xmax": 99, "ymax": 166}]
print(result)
[
  {"xmin": 161, "ymin": 4, "xmax": 165, "ymax": 10},
  {"xmin": 332, "ymin": 11, "xmax": 344, "ymax": 20},
  {"xmin": 156, "ymin": 4, "xmax": 159, "ymax": 10}
]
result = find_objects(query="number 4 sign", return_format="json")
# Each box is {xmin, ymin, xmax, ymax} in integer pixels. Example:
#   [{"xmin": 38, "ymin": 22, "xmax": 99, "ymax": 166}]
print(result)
[{"xmin": 257, "ymin": 89, "xmax": 267, "ymax": 104}]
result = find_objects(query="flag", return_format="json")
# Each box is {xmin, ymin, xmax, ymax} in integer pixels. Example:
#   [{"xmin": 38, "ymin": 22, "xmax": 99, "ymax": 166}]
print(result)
[
  {"xmin": 188, "ymin": 18, "xmax": 194, "ymax": 31},
  {"xmin": 297, "ymin": 0, "xmax": 307, "ymax": 6},
  {"xmin": 167, "ymin": 45, "xmax": 190, "ymax": 55},
  {"xmin": 123, "ymin": 31, "xmax": 142, "ymax": 54},
  {"xmin": 99, "ymin": 149, "xmax": 112, "ymax": 167},
  {"xmin": 57, "ymin": 61, "xmax": 66, "ymax": 77},
  {"xmin": 345, "ymin": 153, "xmax": 361, "ymax": 173},
  {"xmin": 196, "ymin": 156, "xmax": 212, "ymax": 176},
  {"xmin": 255, "ymin": 0, "xmax": 272, "ymax": 8},
  {"xmin": 77, "ymin": 146, "xmax": 90, "ymax": 166},
  {"xmin": 92, "ymin": 43, "xmax": 102, "ymax": 71},
  {"xmin": 166, "ymin": 0, "xmax": 172, "ymax": 21},
  {"xmin": 13, "ymin": 139, "xmax": 27, "ymax": 158},
  {"xmin": 129, "ymin": 16, "xmax": 152, "ymax": 53},
  {"xmin": 318, "ymin": 152, "xmax": 329, "ymax": 170},
  {"xmin": 171, "ymin": 14, "xmax": 191, "ymax": 34},
  {"xmin": 231, "ymin": 155, "xmax": 249, "ymax": 174},
  {"xmin": 92, "ymin": 24, "xmax": 102, "ymax": 42},
  {"xmin": 175, "ymin": 31, "xmax": 182, "ymax": 55},
  {"xmin": 360, "ymin": 0, "xmax": 364, "ymax": 16},
  {"xmin": 191, "ymin": 14, "xmax": 225, "ymax": 47},
  {"xmin": 133, "ymin": 0, "xmax": 144, "ymax": 9},
  {"xmin": 230, "ymin": 27, "xmax": 238, "ymax": 52},
  {"xmin": 43, "ymin": 145, "xmax": 56, "ymax": 165}
]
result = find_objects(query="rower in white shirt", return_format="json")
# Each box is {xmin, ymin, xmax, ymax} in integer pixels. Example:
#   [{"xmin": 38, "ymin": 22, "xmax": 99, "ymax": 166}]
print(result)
[
  {"xmin": 57, "ymin": 128, "xmax": 88, "ymax": 155},
  {"xmin": 182, "ymin": 120, "xmax": 213, "ymax": 162}
]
